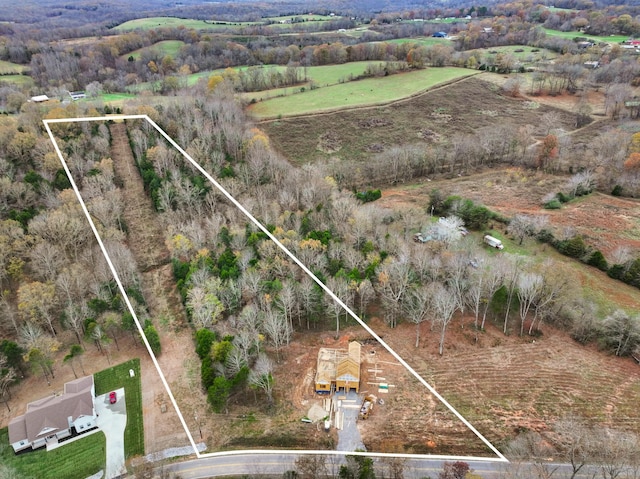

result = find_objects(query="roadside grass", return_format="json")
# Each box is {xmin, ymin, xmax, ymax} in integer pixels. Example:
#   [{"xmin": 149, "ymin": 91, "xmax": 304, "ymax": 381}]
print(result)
[
  {"xmin": 542, "ymin": 28, "xmax": 627, "ymax": 43},
  {"xmin": 0, "ymin": 427, "xmax": 106, "ymax": 479},
  {"xmin": 248, "ymin": 67, "xmax": 478, "ymax": 119},
  {"xmin": 93, "ymin": 358, "xmax": 144, "ymax": 458},
  {"xmin": 123, "ymin": 40, "xmax": 185, "ymax": 60},
  {"xmin": 113, "ymin": 17, "xmax": 256, "ymax": 31}
]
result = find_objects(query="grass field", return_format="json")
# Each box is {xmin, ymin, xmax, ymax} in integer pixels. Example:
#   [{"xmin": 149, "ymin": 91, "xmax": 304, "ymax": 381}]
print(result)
[
  {"xmin": 0, "ymin": 60, "xmax": 24, "ymax": 74},
  {"xmin": 123, "ymin": 40, "xmax": 185, "ymax": 60},
  {"xmin": 93, "ymin": 358, "xmax": 144, "ymax": 458},
  {"xmin": 0, "ymin": 74, "xmax": 33, "ymax": 87},
  {"xmin": 249, "ymin": 67, "xmax": 478, "ymax": 119},
  {"xmin": 473, "ymin": 45, "xmax": 558, "ymax": 61},
  {"xmin": 543, "ymin": 28, "xmax": 627, "ymax": 43},
  {"xmin": 386, "ymin": 37, "xmax": 452, "ymax": 47},
  {"xmin": 0, "ymin": 427, "xmax": 106, "ymax": 479},
  {"xmin": 113, "ymin": 17, "xmax": 256, "ymax": 31}
]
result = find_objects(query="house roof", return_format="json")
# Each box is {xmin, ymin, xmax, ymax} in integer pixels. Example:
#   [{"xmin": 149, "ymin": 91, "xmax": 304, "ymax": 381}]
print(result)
[
  {"xmin": 30, "ymin": 95, "xmax": 49, "ymax": 102},
  {"xmin": 8, "ymin": 376, "xmax": 94, "ymax": 445}
]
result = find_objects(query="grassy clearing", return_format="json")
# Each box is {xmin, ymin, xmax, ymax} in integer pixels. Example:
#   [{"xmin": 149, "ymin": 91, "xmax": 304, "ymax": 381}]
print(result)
[
  {"xmin": 94, "ymin": 358, "xmax": 144, "ymax": 458},
  {"xmin": 0, "ymin": 427, "xmax": 106, "ymax": 479},
  {"xmin": 99, "ymin": 93, "xmax": 137, "ymax": 103},
  {"xmin": 0, "ymin": 60, "xmax": 24, "ymax": 74},
  {"xmin": 262, "ymin": 14, "xmax": 336, "ymax": 22},
  {"xmin": 123, "ymin": 40, "xmax": 185, "ymax": 60},
  {"xmin": 0, "ymin": 74, "xmax": 33, "ymax": 87},
  {"xmin": 386, "ymin": 37, "xmax": 452, "ymax": 47},
  {"xmin": 473, "ymin": 45, "xmax": 558, "ymax": 61},
  {"xmin": 543, "ymin": 28, "xmax": 627, "ymax": 43},
  {"xmin": 249, "ymin": 67, "xmax": 478, "ymax": 118},
  {"xmin": 113, "ymin": 17, "xmax": 255, "ymax": 31}
]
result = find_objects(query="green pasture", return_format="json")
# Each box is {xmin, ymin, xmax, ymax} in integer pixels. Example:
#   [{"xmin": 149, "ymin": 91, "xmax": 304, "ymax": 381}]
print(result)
[
  {"xmin": 0, "ymin": 427, "xmax": 106, "ymax": 479},
  {"xmin": 262, "ymin": 14, "xmax": 337, "ymax": 22},
  {"xmin": 0, "ymin": 74, "xmax": 33, "ymax": 87},
  {"xmin": 123, "ymin": 40, "xmax": 185, "ymax": 60},
  {"xmin": 249, "ymin": 67, "xmax": 478, "ymax": 119},
  {"xmin": 543, "ymin": 28, "xmax": 627, "ymax": 43},
  {"xmin": 473, "ymin": 45, "xmax": 558, "ymax": 61},
  {"xmin": 0, "ymin": 60, "xmax": 24, "ymax": 74},
  {"xmin": 113, "ymin": 16, "xmax": 255, "ymax": 32},
  {"xmin": 386, "ymin": 37, "xmax": 452, "ymax": 47},
  {"xmin": 94, "ymin": 358, "xmax": 144, "ymax": 457}
]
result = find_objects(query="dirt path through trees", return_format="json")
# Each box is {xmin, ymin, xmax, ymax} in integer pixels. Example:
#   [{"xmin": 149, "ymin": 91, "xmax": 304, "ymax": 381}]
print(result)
[{"xmin": 109, "ymin": 122, "xmax": 196, "ymax": 454}]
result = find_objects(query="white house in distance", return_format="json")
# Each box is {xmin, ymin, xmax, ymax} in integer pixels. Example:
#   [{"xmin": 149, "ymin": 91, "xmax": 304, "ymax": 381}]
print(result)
[{"xmin": 8, "ymin": 375, "xmax": 97, "ymax": 453}]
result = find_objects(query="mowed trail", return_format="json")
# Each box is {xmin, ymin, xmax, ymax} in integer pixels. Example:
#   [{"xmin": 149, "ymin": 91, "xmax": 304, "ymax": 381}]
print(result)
[{"xmin": 109, "ymin": 122, "xmax": 195, "ymax": 453}]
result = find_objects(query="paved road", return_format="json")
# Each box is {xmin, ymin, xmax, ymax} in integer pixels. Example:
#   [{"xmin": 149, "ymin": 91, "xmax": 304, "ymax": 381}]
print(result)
[
  {"xmin": 166, "ymin": 453, "xmax": 509, "ymax": 479},
  {"xmin": 165, "ymin": 453, "xmax": 612, "ymax": 479}
]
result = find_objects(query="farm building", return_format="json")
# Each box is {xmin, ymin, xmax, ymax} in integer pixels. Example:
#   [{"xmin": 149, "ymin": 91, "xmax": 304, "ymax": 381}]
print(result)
[{"xmin": 315, "ymin": 341, "xmax": 361, "ymax": 394}]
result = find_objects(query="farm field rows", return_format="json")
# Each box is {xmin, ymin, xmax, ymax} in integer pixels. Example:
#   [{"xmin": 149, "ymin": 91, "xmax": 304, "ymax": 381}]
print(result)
[{"xmin": 248, "ymin": 67, "xmax": 478, "ymax": 119}]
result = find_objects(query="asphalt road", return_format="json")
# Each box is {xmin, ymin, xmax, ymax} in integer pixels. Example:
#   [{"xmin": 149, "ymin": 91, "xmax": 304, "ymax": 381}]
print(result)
[
  {"xmin": 165, "ymin": 453, "xmax": 612, "ymax": 479},
  {"xmin": 166, "ymin": 453, "xmax": 510, "ymax": 479}
]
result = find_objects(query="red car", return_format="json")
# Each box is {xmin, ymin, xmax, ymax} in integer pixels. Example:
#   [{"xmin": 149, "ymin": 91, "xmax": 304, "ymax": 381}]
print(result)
[{"xmin": 109, "ymin": 391, "xmax": 117, "ymax": 404}]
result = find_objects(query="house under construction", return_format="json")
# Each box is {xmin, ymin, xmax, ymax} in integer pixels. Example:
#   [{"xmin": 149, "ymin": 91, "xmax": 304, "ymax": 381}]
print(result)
[{"xmin": 315, "ymin": 341, "xmax": 361, "ymax": 394}]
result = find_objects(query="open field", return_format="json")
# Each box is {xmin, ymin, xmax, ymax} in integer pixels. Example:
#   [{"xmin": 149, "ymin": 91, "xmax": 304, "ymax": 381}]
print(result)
[
  {"xmin": 113, "ymin": 17, "xmax": 256, "ymax": 31},
  {"xmin": 472, "ymin": 45, "xmax": 558, "ymax": 61},
  {"xmin": 386, "ymin": 37, "xmax": 452, "ymax": 47},
  {"xmin": 543, "ymin": 28, "xmax": 627, "ymax": 43},
  {"xmin": 0, "ymin": 427, "xmax": 106, "ymax": 479},
  {"xmin": 261, "ymin": 75, "xmax": 575, "ymax": 163},
  {"xmin": 0, "ymin": 74, "xmax": 33, "ymax": 87},
  {"xmin": 262, "ymin": 14, "xmax": 337, "ymax": 22},
  {"xmin": 0, "ymin": 60, "xmax": 25, "ymax": 74},
  {"xmin": 249, "ymin": 67, "xmax": 478, "ymax": 119},
  {"xmin": 94, "ymin": 359, "xmax": 144, "ymax": 457},
  {"xmin": 123, "ymin": 40, "xmax": 185, "ymax": 60}
]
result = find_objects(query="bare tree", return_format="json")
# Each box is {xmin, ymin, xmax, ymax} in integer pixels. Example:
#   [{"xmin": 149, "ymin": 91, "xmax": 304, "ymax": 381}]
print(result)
[
  {"xmin": 431, "ymin": 282, "xmax": 459, "ymax": 356},
  {"xmin": 402, "ymin": 284, "xmax": 431, "ymax": 348},
  {"xmin": 324, "ymin": 276, "xmax": 349, "ymax": 338},
  {"xmin": 502, "ymin": 255, "xmax": 526, "ymax": 335},
  {"xmin": 248, "ymin": 353, "xmax": 274, "ymax": 405},
  {"xmin": 517, "ymin": 273, "xmax": 543, "ymax": 336},
  {"xmin": 553, "ymin": 417, "xmax": 594, "ymax": 479},
  {"xmin": 261, "ymin": 309, "xmax": 291, "ymax": 360},
  {"xmin": 376, "ymin": 257, "xmax": 413, "ymax": 328}
]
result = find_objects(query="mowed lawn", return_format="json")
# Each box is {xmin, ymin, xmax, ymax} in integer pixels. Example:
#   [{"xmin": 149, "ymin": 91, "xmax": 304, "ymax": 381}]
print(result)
[
  {"xmin": 0, "ymin": 427, "xmax": 106, "ymax": 479},
  {"xmin": 543, "ymin": 28, "xmax": 627, "ymax": 43},
  {"xmin": 248, "ymin": 67, "xmax": 479, "ymax": 118},
  {"xmin": 93, "ymin": 358, "xmax": 144, "ymax": 458},
  {"xmin": 123, "ymin": 40, "xmax": 185, "ymax": 60}
]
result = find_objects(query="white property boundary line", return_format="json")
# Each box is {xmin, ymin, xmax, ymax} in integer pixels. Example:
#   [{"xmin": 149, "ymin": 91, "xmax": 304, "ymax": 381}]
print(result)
[{"xmin": 43, "ymin": 114, "xmax": 508, "ymax": 463}]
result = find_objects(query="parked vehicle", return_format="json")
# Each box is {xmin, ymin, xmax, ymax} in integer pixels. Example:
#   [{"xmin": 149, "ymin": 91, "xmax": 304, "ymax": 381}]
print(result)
[
  {"xmin": 483, "ymin": 235, "xmax": 504, "ymax": 250},
  {"xmin": 109, "ymin": 391, "xmax": 117, "ymax": 404}
]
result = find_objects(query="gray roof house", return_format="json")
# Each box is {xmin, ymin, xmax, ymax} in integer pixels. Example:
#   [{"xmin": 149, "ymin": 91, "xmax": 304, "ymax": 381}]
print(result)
[{"xmin": 8, "ymin": 375, "xmax": 96, "ymax": 453}]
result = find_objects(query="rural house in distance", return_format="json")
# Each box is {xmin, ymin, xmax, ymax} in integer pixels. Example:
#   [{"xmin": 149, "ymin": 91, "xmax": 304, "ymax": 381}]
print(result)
[
  {"xmin": 315, "ymin": 341, "xmax": 362, "ymax": 394},
  {"xmin": 8, "ymin": 376, "xmax": 97, "ymax": 453}
]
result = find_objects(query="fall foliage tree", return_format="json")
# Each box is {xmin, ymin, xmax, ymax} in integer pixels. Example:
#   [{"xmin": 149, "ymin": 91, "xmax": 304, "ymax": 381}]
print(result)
[{"xmin": 536, "ymin": 134, "xmax": 559, "ymax": 171}]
